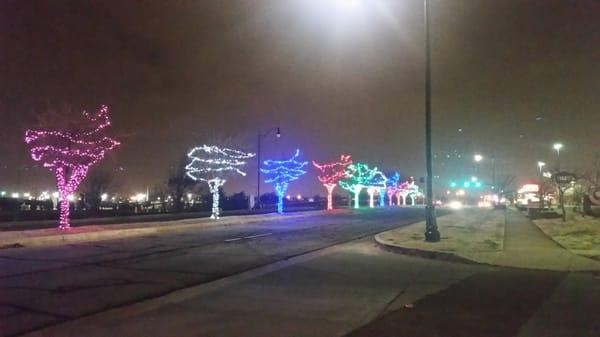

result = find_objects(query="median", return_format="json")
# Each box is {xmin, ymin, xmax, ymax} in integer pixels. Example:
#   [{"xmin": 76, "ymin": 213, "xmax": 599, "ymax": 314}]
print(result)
[{"xmin": 375, "ymin": 208, "xmax": 506, "ymax": 264}]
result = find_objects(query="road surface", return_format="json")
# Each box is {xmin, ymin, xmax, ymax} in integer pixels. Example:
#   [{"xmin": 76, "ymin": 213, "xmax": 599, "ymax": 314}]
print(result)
[
  {"xmin": 1, "ymin": 207, "xmax": 429, "ymax": 336},
  {"xmin": 3, "ymin": 208, "xmax": 599, "ymax": 337}
]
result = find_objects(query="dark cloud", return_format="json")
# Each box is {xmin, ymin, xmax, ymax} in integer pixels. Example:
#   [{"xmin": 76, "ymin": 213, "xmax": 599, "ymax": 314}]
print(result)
[{"xmin": 1, "ymin": 0, "xmax": 598, "ymax": 195}]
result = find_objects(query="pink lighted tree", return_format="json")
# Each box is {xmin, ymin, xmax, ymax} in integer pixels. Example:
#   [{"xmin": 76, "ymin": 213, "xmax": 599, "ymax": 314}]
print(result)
[
  {"xmin": 312, "ymin": 155, "xmax": 352, "ymax": 210},
  {"xmin": 25, "ymin": 105, "xmax": 119, "ymax": 229}
]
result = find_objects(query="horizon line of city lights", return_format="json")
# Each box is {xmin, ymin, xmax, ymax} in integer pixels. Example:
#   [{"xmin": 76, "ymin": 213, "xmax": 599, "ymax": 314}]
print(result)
[{"xmin": 0, "ymin": 190, "xmax": 317, "ymax": 204}]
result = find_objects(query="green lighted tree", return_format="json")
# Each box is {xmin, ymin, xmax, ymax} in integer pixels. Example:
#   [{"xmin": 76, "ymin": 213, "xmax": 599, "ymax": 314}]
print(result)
[{"xmin": 339, "ymin": 163, "xmax": 379, "ymax": 209}]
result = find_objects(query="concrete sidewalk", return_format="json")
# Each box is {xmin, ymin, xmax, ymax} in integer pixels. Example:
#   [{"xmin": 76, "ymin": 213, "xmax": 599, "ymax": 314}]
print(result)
[
  {"xmin": 375, "ymin": 208, "xmax": 600, "ymax": 271},
  {"xmin": 0, "ymin": 210, "xmax": 337, "ymax": 249}
]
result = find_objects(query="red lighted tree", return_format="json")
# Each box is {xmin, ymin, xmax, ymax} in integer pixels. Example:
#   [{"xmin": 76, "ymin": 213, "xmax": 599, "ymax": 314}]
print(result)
[
  {"xmin": 312, "ymin": 155, "xmax": 352, "ymax": 210},
  {"xmin": 25, "ymin": 105, "xmax": 119, "ymax": 229}
]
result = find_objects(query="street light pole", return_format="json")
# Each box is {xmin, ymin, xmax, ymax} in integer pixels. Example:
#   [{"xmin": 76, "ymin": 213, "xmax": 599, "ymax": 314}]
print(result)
[
  {"xmin": 552, "ymin": 142, "xmax": 565, "ymax": 221},
  {"xmin": 424, "ymin": 0, "xmax": 440, "ymax": 242},
  {"xmin": 473, "ymin": 153, "xmax": 483, "ymax": 180},
  {"xmin": 491, "ymin": 156, "xmax": 496, "ymax": 191},
  {"xmin": 553, "ymin": 143, "xmax": 563, "ymax": 172},
  {"xmin": 538, "ymin": 161, "xmax": 545, "ymax": 210},
  {"xmin": 257, "ymin": 134, "xmax": 262, "ymax": 209},
  {"xmin": 256, "ymin": 127, "xmax": 281, "ymax": 209}
]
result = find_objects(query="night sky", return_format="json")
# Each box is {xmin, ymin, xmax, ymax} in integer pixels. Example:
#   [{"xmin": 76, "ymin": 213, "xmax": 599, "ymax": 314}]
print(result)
[{"xmin": 1, "ymin": 0, "xmax": 599, "ymax": 197}]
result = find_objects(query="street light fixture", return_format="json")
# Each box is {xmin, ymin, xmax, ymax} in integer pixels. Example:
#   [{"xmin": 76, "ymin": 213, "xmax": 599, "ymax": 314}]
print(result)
[
  {"xmin": 537, "ymin": 161, "xmax": 546, "ymax": 209},
  {"xmin": 537, "ymin": 161, "xmax": 545, "ymax": 174},
  {"xmin": 329, "ymin": 0, "xmax": 439, "ymax": 241},
  {"xmin": 256, "ymin": 127, "xmax": 281, "ymax": 209},
  {"xmin": 553, "ymin": 142, "xmax": 563, "ymax": 171},
  {"xmin": 473, "ymin": 154, "xmax": 483, "ymax": 182},
  {"xmin": 334, "ymin": 0, "xmax": 361, "ymax": 10},
  {"xmin": 552, "ymin": 142, "xmax": 566, "ymax": 221}
]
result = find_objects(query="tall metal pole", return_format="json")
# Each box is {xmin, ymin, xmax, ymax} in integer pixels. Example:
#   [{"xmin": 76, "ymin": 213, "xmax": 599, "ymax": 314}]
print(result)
[
  {"xmin": 492, "ymin": 157, "xmax": 496, "ymax": 190},
  {"xmin": 556, "ymin": 148, "xmax": 565, "ymax": 221},
  {"xmin": 424, "ymin": 0, "xmax": 440, "ymax": 242},
  {"xmin": 538, "ymin": 164, "xmax": 544, "ymax": 210},
  {"xmin": 256, "ymin": 134, "xmax": 262, "ymax": 209}
]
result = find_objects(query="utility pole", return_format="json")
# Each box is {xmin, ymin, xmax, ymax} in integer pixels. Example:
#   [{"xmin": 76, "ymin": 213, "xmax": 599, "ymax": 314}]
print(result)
[{"xmin": 424, "ymin": 0, "xmax": 440, "ymax": 242}]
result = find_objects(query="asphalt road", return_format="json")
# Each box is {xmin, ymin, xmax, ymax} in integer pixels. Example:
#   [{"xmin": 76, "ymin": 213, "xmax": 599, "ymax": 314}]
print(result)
[
  {"xmin": 0, "ymin": 207, "xmax": 430, "ymax": 337},
  {"xmin": 4, "ymin": 208, "xmax": 599, "ymax": 337}
]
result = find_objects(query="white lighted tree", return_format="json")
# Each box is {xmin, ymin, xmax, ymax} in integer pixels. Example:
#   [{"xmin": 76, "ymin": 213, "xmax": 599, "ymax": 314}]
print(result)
[
  {"xmin": 366, "ymin": 170, "xmax": 387, "ymax": 208},
  {"xmin": 185, "ymin": 145, "xmax": 255, "ymax": 219}
]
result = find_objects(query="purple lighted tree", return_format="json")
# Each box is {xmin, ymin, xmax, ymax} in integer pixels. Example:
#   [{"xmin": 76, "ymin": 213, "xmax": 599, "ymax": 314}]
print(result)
[{"xmin": 25, "ymin": 105, "xmax": 119, "ymax": 229}]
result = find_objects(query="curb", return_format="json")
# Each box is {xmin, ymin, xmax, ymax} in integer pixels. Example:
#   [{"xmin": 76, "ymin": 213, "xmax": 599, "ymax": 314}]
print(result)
[{"xmin": 373, "ymin": 234, "xmax": 478, "ymax": 265}]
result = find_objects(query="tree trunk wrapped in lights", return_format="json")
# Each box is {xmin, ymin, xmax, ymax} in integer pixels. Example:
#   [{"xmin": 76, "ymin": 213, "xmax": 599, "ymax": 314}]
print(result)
[
  {"xmin": 398, "ymin": 178, "xmax": 419, "ymax": 206},
  {"xmin": 185, "ymin": 145, "xmax": 255, "ymax": 219},
  {"xmin": 386, "ymin": 172, "xmax": 401, "ymax": 206},
  {"xmin": 312, "ymin": 155, "xmax": 352, "ymax": 210},
  {"xmin": 24, "ymin": 105, "xmax": 119, "ymax": 229},
  {"xmin": 366, "ymin": 170, "xmax": 387, "ymax": 208},
  {"xmin": 261, "ymin": 149, "xmax": 307, "ymax": 214},
  {"xmin": 339, "ymin": 163, "xmax": 379, "ymax": 209}
]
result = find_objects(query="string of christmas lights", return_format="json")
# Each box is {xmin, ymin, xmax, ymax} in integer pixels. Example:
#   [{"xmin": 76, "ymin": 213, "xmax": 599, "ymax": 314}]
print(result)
[
  {"xmin": 339, "ymin": 162, "xmax": 380, "ymax": 209},
  {"xmin": 185, "ymin": 145, "xmax": 255, "ymax": 219},
  {"xmin": 397, "ymin": 178, "xmax": 419, "ymax": 206},
  {"xmin": 386, "ymin": 172, "xmax": 401, "ymax": 206},
  {"xmin": 312, "ymin": 154, "xmax": 352, "ymax": 210},
  {"xmin": 366, "ymin": 170, "xmax": 387, "ymax": 208},
  {"xmin": 261, "ymin": 149, "xmax": 307, "ymax": 214},
  {"xmin": 24, "ymin": 105, "xmax": 119, "ymax": 229}
]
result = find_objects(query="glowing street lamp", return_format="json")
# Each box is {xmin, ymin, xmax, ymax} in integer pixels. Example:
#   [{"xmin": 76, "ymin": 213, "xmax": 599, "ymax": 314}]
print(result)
[
  {"xmin": 474, "ymin": 154, "xmax": 483, "ymax": 162},
  {"xmin": 334, "ymin": 0, "xmax": 361, "ymax": 10},
  {"xmin": 553, "ymin": 143, "xmax": 563, "ymax": 171},
  {"xmin": 537, "ymin": 161, "xmax": 545, "ymax": 174},
  {"xmin": 537, "ymin": 161, "xmax": 546, "ymax": 209},
  {"xmin": 329, "ymin": 0, "xmax": 439, "ymax": 241}
]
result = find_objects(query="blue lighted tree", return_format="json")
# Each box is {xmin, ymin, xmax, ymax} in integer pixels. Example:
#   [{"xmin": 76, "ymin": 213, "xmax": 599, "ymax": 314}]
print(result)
[
  {"xmin": 261, "ymin": 149, "xmax": 308, "ymax": 214},
  {"xmin": 385, "ymin": 172, "xmax": 401, "ymax": 206}
]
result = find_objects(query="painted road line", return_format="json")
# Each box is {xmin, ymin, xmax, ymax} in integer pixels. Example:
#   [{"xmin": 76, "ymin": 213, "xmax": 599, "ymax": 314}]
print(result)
[{"xmin": 224, "ymin": 232, "xmax": 273, "ymax": 242}]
